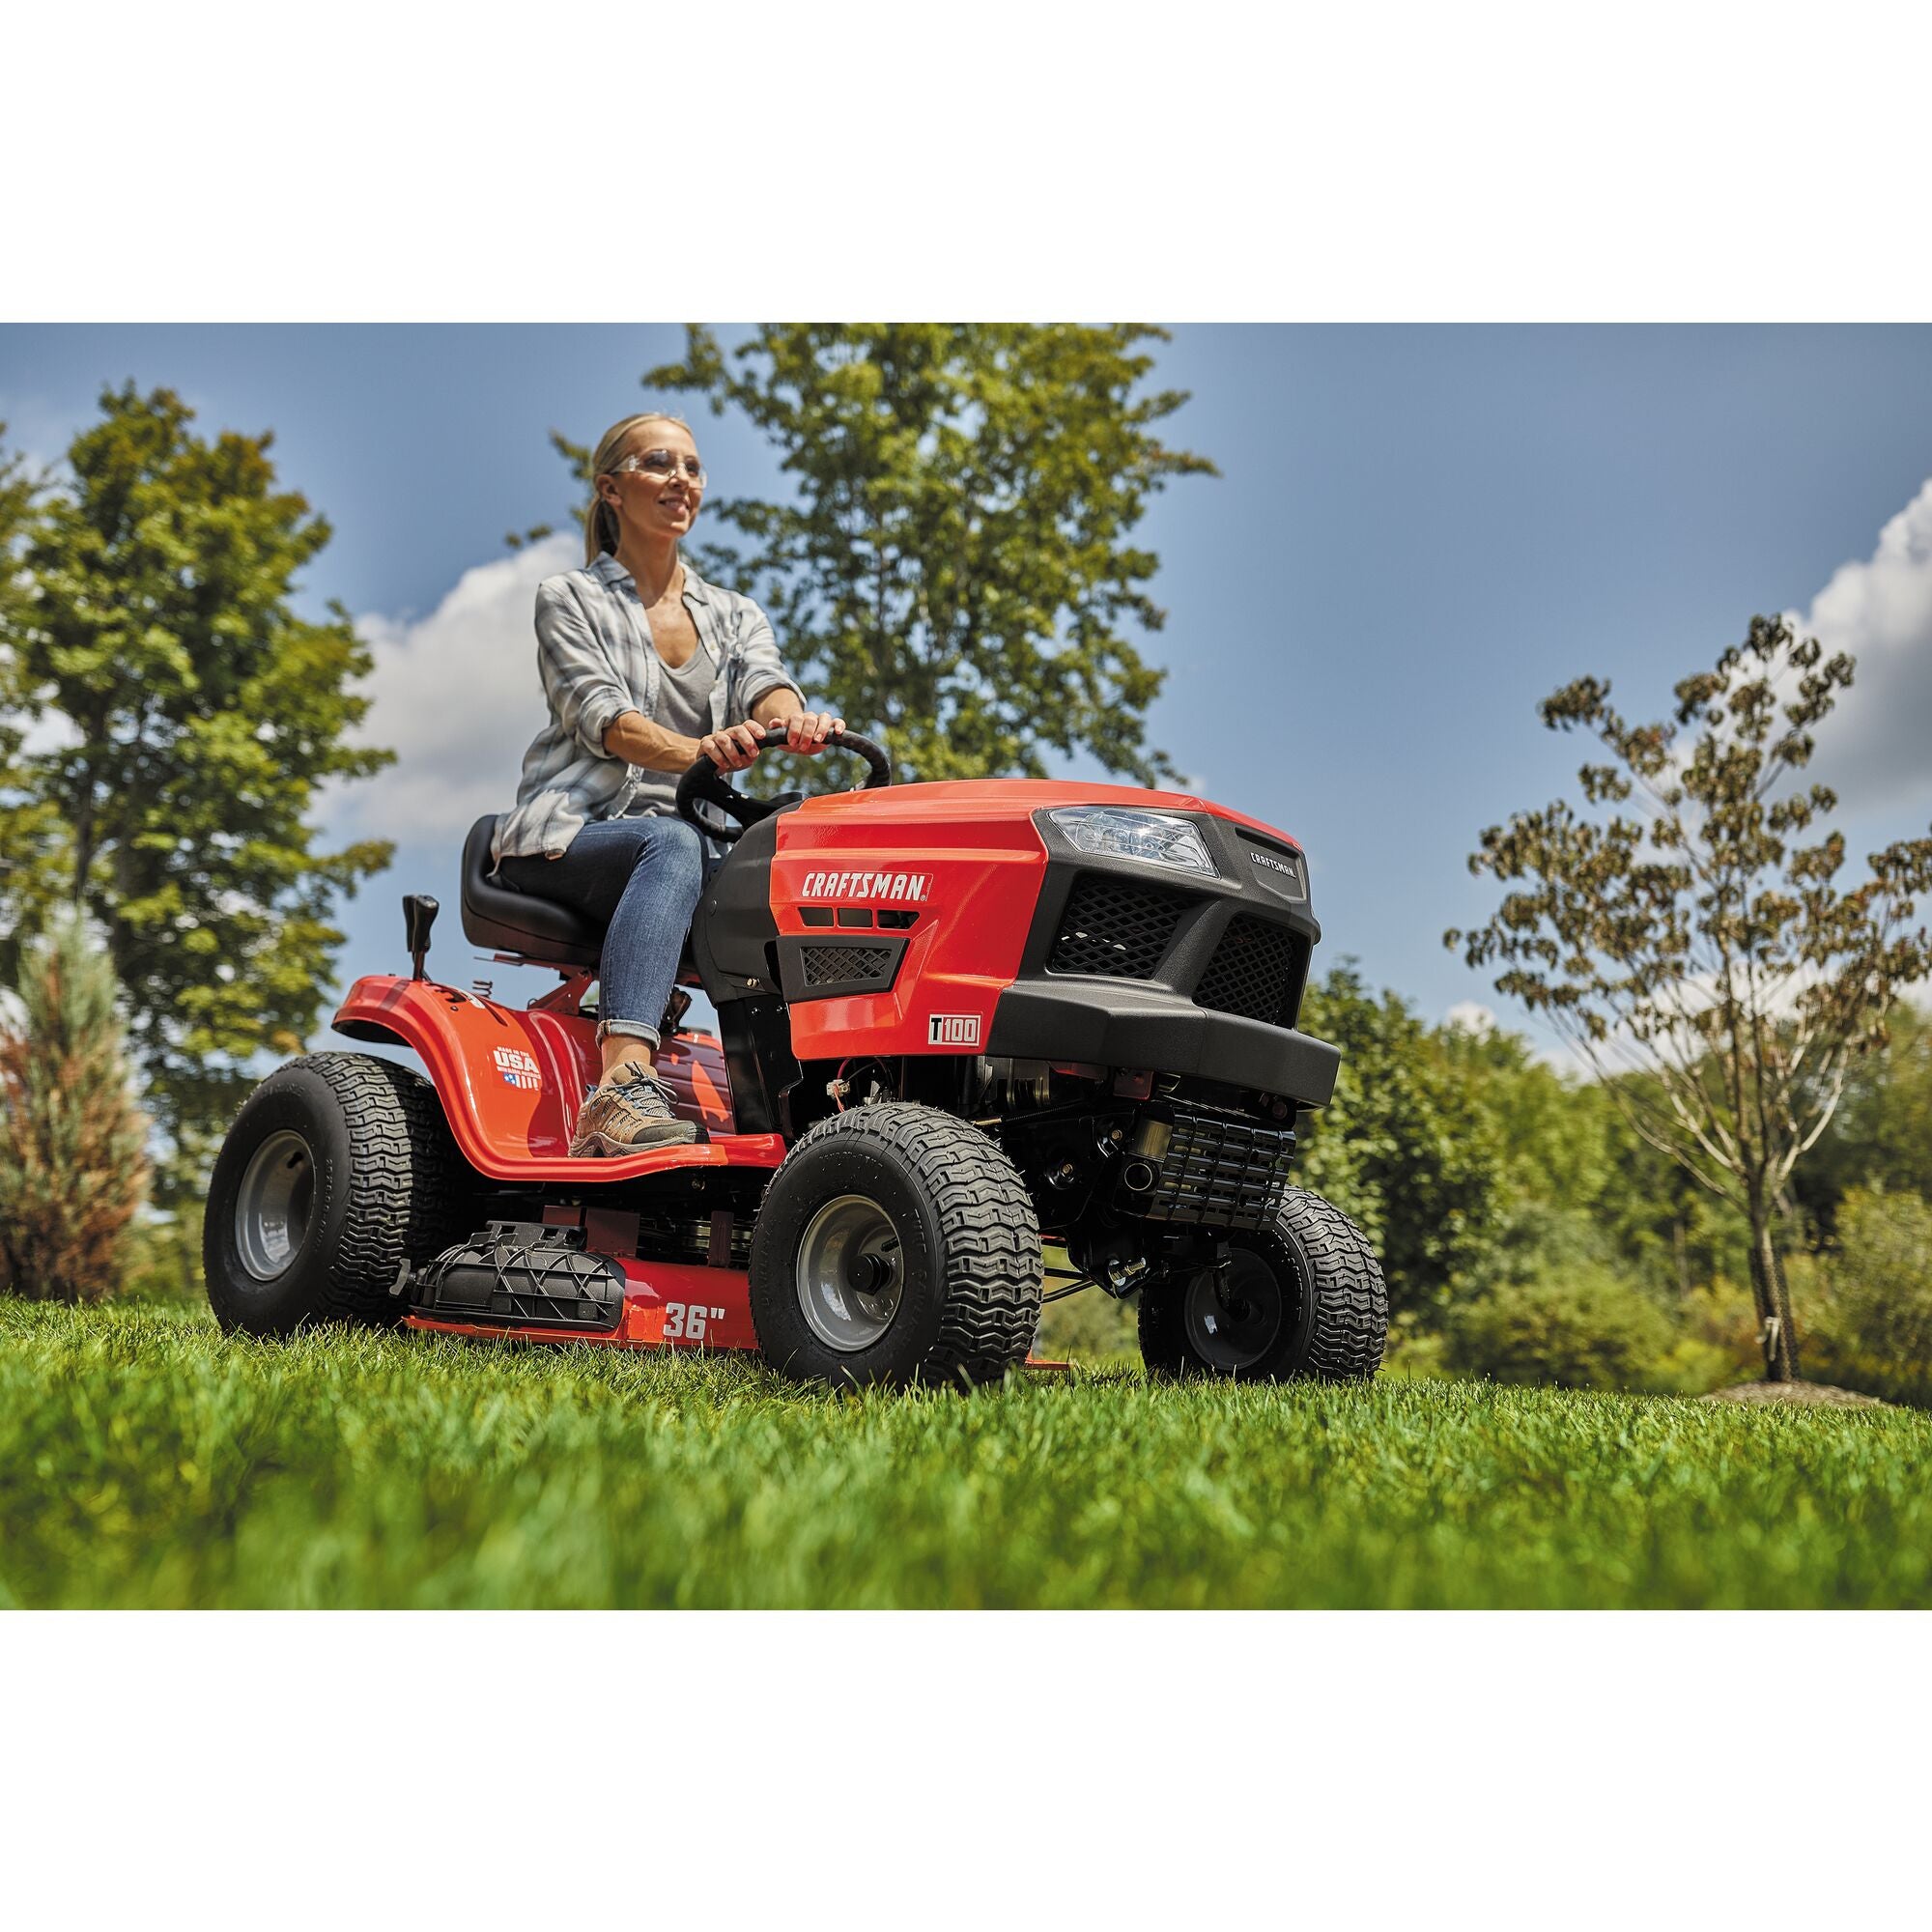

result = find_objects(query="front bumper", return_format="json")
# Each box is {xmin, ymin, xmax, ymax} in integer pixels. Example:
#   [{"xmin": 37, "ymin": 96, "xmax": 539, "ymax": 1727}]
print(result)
[{"xmin": 985, "ymin": 981, "xmax": 1339, "ymax": 1106}]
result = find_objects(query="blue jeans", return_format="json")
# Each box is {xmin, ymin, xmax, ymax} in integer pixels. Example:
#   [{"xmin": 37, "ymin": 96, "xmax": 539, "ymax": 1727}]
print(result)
[{"xmin": 497, "ymin": 815, "xmax": 717, "ymax": 1050}]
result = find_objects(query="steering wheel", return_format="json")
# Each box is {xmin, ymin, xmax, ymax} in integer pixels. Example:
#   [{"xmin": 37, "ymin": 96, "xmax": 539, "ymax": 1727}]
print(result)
[{"xmin": 673, "ymin": 723, "xmax": 893, "ymax": 844}]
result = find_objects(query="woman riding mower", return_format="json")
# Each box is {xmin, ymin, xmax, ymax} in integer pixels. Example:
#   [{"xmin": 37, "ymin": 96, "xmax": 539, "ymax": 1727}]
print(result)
[{"xmin": 491, "ymin": 412, "xmax": 844, "ymax": 1155}]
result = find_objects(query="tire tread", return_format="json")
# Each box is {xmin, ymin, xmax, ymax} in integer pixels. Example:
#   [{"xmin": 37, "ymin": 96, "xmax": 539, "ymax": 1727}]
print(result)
[{"xmin": 761, "ymin": 1103, "xmax": 1042, "ymax": 1384}]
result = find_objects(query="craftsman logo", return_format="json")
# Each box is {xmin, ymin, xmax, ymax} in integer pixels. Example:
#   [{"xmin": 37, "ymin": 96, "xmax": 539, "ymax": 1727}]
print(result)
[
  {"xmin": 493, "ymin": 1046, "xmax": 542, "ymax": 1092},
  {"xmin": 801, "ymin": 870, "xmax": 930, "ymax": 902},
  {"xmin": 1250, "ymin": 849, "xmax": 1296, "ymax": 876},
  {"xmin": 927, "ymin": 1013, "xmax": 980, "ymax": 1047}
]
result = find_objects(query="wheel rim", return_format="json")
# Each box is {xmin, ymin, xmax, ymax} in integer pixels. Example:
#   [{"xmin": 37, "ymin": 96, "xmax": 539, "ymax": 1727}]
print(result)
[
  {"xmin": 234, "ymin": 1129, "xmax": 315, "ymax": 1282},
  {"xmin": 1182, "ymin": 1247, "xmax": 1288, "ymax": 1372},
  {"xmin": 795, "ymin": 1193, "xmax": 903, "ymax": 1353}
]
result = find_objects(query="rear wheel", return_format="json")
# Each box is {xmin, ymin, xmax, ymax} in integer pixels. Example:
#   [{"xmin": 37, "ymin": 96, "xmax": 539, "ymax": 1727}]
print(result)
[
  {"xmin": 1138, "ymin": 1187, "xmax": 1387, "ymax": 1381},
  {"xmin": 205, "ymin": 1053, "xmax": 477, "ymax": 1336},
  {"xmin": 749, "ymin": 1103, "xmax": 1042, "ymax": 1387}
]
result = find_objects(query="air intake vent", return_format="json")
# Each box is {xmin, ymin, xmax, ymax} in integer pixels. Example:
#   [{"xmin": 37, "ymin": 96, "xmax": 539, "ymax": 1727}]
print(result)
[
  {"xmin": 803, "ymin": 943, "xmax": 894, "ymax": 985},
  {"xmin": 1047, "ymin": 874, "xmax": 1190, "ymax": 980},
  {"xmin": 1194, "ymin": 915, "xmax": 1298, "ymax": 1027}
]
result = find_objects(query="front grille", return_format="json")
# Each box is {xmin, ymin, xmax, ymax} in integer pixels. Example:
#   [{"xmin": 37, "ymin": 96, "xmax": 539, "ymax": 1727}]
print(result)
[
  {"xmin": 1047, "ymin": 874, "xmax": 1190, "ymax": 979},
  {"xmin": 1195, "ymin": 915, "xmax": 1298, "ymax": 1027},
  {"xmin": 1138, "ymin": 1113, "xmax": 1296, "ymax": 1232},
  {"xmin": 802, "ymin": 943, "xmax": 894, "ymax": 985}
]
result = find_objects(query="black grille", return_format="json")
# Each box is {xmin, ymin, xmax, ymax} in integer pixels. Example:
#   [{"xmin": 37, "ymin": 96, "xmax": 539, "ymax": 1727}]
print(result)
[
  {"xmin": 1138, "ymin": 1113, "xmax": 1295, "ymax": 1232},
  {"xmin": 1047, "ymin": 874, "xmax": 1189, "ymax": 980},
  {"xmin": 803, "ymin": 943, "xmax": 894, "ymax": 985},
  {"xmin": 1195, "ymin": 915, "xmax": 1297, "ymax": 1026}
]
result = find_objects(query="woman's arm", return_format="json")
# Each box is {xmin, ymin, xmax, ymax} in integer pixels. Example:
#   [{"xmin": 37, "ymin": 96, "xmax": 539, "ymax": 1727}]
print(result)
[{"xmin": 600, "ymin": 709, "xmax": 707, "ymax": 771}]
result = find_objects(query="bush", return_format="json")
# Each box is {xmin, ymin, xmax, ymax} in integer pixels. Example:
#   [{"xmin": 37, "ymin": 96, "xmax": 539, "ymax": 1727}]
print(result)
[
  {"xmin": 1439, "ymin": 1207, "xmax": 1682, "ymax": 1389},
  {"xmin": 1803, "ymin": 1189, "xmax": 1932, "ymax": 1406},
  {"xmin": 0, "ymin": 917, "xmax": 151, "ymax": 1303}
]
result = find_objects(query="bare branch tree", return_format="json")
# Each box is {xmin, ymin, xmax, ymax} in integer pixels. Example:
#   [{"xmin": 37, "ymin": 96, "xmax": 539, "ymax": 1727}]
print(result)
[{"xmin": 1448, "ymin": 615, "xmax": 1932, "ymax": 1379}]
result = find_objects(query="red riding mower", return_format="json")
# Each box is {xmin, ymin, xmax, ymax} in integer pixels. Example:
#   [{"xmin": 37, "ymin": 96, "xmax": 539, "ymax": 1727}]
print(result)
[{"xmin": 205, "ymin": 727, "xmax": 1387, "ymax": 1387}]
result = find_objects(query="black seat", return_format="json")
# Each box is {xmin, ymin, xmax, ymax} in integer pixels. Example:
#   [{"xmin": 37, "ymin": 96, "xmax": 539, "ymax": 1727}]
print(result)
[{"xmin": 461, "ymin": 814, "xmax": 606, "ymax": 970}]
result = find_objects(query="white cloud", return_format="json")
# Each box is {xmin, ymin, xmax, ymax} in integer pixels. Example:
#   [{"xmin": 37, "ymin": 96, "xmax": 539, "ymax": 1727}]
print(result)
[
  {"xmin": 324, "ymin": 532, "xmax": 579, "ymax": 840},
  {"xmin": 1799, "ymin": 477, "xmax": 1932, "ymax": 815},
  {"xmin": 1444, "ymin": 999, "xmax": 1496, "ymax": 1036}
]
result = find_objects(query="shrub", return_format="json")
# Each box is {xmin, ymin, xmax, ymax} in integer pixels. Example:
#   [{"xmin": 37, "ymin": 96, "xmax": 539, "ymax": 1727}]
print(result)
[
  {"xmin": 1803, "ymin": 1189, "xmax": 1932, "ymax": 1406},
  {"xmin": 1443, "ymin": 1255, "xmax": 1677, "ymax": 1391},
  {"xmin": 0, "ymin": 916, "xmax": 151, "ymax": 1302}
]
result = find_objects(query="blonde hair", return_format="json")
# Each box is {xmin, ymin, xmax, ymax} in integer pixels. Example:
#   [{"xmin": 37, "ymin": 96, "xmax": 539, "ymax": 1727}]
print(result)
[{"xmin": 582, "ymin": 412, "xmax": 696, "ymax": 562}]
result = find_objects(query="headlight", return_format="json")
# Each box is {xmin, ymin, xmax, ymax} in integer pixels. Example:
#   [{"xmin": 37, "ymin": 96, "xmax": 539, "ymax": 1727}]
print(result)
[{"xmin": 1047, "ymin": 806, "xmax": 1219, "ymax": 878}]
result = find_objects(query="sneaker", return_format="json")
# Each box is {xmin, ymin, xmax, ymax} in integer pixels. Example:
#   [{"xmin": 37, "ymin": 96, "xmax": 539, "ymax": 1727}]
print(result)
[{"xmin": 568, "ymin": 1065, "xmax": 699, "ymax": 1157}]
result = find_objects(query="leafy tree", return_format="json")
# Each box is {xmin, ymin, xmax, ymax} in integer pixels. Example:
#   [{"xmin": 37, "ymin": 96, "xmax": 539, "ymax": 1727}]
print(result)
[
  {"xmin": 627, "ymin": 324, "xmax": 1215, "ymax": 785},
  {"xmin": 1440, "ymin": 1020, "xmax": 1617, "ymax": 1217},
  {"xmin": 1799, "ymin": 1188, "xmax": 1932, "ymax": 1406},
  {"xmin": 1449, "ymin": 615, "xmax": 1932, "ymax": 1379},
  {"xmin": 0, "ymin": 386, "xmax": 393, "ymax": 1192},
  {"xmin": 0, "ymin": 915, "xmax": 150, "ymax": 1302},
  {"xmin": 0, "ymin": 427, "xmax": 60, "ymax": 944},
  {"xmin": 1295, "ymin": 963, "xmax": 1508, "ymax": 1322},
  {"xmin": 1789, "ymin": 998, "xmax": 1932, "ymax": 1235}
]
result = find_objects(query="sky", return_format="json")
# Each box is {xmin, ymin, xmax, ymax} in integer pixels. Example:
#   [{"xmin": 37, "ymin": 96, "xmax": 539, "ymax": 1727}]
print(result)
[{"xmin": 4, "ymin": 324, "xmax": 1932, "ymax": 1053}]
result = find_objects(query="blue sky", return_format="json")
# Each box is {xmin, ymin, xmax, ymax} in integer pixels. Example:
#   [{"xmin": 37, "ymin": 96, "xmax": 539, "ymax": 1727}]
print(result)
[{"xmin": 5, "ymin": 325, "xmax": 1931, "ymax": 1048}]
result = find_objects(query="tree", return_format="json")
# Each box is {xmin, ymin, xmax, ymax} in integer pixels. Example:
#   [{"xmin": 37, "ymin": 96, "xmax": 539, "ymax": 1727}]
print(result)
[
  {"xmin": 0, "ymin": 386, "xmax": 393, "ymax": 1192},
  {"xmin": 630, "ymin": 325, "xmax": 1215, "ymax": 785},
  {"xmin": 1800, "ymin": 1188, "xmax": 1932, "ymax": 1406},
  {"xmin": 1449, "ymin": 615, "xmax": 1932, "ymax": 1379},
  {"xmin": 0, "ymin": 915, "xmax": 150, "ymax": 1303},
  {"xmin": 1294, "ymin": 963, "xmax": 1508, "ymax": 1323},
  {"xmin": 1789, "ymin": 998, "xmax": 1932, "ymax": 1236}
]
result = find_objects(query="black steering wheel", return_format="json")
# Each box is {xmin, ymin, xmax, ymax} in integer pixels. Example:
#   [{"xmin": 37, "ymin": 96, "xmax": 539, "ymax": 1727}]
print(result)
[{"xmin": 673, "ymin": 723, "xmax": 893, "ymax": 844}]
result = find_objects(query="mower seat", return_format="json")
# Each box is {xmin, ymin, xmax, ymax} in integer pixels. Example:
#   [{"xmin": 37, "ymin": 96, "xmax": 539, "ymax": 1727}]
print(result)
[
  {"xmin": 460, "ymin": 815, "xmax": 605, "ymax": 969},
  {"xmin": 459, "ymin": 815, "xmax": 708, "ymax": 989}
]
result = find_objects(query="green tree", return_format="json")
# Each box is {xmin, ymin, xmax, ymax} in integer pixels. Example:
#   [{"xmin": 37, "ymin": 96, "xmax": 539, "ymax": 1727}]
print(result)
[
  {"xmin": 0, "ymin": 914, "xmax": 150, "ymax": 1303},
  {"xmin": 1294, "ymin": 963, "xmax": 1508, "ymax": 1323},
  {"xmin": 1790, "ymin": 999, "xmax": 1932, "ymax": 1235},
  {"xmin": 629, "ymin": 324, "xmax": 1215, "ymax": 785},
  {"xmin": 0, "ymin": 427, "xmax": 62, "ymax": 945},
  {"xmin": 1450, "ymin": 614, "xmax": 1932, "ymax": 1380},
  {"xmin": 1801, "ymin": 1188, "xmax": 1932, "ymax": 1406},
  {"xmin": 0, "ymin": 386, "xmax": 392, "ymax": 1191}
]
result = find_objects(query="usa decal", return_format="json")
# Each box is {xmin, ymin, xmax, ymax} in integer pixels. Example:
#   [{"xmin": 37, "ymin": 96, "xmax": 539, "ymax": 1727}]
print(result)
[
  {"xmin": 927, "ymin": 1013, "xmax": 980, "ymax": 1048},
  {"xmin": 493, "ymin": 1046, "xmax": 542, "ymax": 1092},
  {"xmin": 801, "ymin": 870, "xmax": 930, "ymax": 902}
]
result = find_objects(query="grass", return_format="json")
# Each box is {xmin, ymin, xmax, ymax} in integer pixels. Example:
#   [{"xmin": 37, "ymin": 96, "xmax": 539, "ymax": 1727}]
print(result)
[{"xmin": 5, "ymin": 1296, "xmax": 1930, "ymax": 1608}]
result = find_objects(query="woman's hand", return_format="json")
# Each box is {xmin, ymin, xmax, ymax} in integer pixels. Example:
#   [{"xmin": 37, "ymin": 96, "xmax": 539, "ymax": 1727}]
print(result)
[
  {"xmin": 784, "ymin": 710, "xmax": 845, "ymax": 754},
  {"xmin": 699, "ymin": 722, "xmax": 766, "ymax": 772}
]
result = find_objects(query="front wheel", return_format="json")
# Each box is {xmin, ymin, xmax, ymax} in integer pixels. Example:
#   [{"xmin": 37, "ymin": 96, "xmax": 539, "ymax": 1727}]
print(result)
[
  {"xmin": 1138, "ymin": 1187, "xmax": 1387, "ymax": 1381},
  {"xmin": 749, "ymin": 1103, "xmax": 1042, "ymax": 1387}
]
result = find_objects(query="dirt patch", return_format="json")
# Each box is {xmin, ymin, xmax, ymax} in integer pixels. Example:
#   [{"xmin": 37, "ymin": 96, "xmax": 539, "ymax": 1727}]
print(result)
[{"xmin": 1701, "ymin": 1380, "xmax": 1889, "ymax": 1409}]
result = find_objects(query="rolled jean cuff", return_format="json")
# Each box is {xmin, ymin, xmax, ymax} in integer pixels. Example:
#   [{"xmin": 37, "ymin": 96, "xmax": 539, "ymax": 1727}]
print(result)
[{"xmin": 596, "ymin": 1018, "xmax": 661, "ymax": 1050}]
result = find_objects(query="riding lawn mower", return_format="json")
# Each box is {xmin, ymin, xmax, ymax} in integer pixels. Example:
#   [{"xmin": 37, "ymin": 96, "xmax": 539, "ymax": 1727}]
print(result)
[{"xmin": 205, "ymin": 726, "xmax": 1388, "ymax": 1387}]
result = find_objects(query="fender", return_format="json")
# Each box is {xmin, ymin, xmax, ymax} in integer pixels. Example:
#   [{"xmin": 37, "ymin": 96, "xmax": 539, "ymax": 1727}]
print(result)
[{"xmin": 331, "ymin": 974, "xmax": 785, "ymax": 1183}]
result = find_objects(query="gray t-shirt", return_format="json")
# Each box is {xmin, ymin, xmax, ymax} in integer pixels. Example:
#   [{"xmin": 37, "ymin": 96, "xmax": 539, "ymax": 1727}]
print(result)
[{"xmin": 624, "ymin": 646, "xmax": 719, "ymax": 818}]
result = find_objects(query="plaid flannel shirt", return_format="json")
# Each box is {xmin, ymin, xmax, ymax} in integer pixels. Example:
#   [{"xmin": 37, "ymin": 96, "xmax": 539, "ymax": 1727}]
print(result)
[{"xmin": 491, "ymin": 553, "xmax": 803, "ymax": 865}]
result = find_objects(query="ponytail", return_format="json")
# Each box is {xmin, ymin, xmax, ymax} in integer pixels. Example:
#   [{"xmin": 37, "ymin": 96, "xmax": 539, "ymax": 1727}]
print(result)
[{"xmin": 583, "ymin": 493, "xmax": 621, "ymax": 563}]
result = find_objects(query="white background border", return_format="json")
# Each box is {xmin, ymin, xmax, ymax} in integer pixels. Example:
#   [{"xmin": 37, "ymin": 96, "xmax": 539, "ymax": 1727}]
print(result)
[{"xmin": 6, "ymin": 3, "xmax": 1928, "ymax": 1921}]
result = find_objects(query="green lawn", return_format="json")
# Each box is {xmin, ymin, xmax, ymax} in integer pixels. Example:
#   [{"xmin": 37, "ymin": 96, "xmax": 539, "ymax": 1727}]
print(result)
[{"xmin": 5, "ymin": 1298, "xmax": 1928, "ymax": 1608}]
